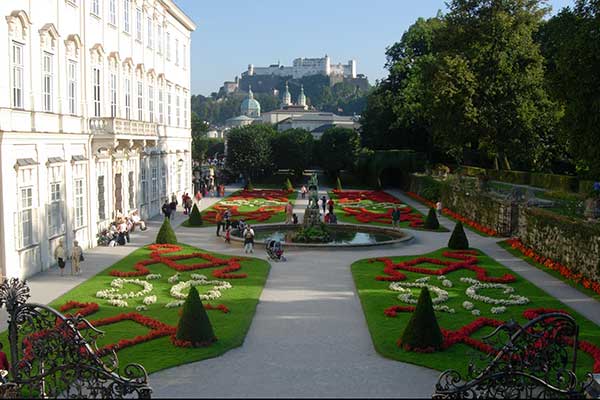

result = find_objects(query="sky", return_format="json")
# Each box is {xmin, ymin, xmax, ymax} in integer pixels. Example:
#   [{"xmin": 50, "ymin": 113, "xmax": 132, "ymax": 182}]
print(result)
[{"xmin": 175, "ymin": 0, "xmax": 575, "ymax": 96}]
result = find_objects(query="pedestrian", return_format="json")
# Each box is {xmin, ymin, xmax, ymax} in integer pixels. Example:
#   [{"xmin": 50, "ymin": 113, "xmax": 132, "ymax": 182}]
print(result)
[
  {"xmin": 118, "ymin": 218, "xmax": 130, "ymax": 243},
  {"xmin": 243, "ymin": 224, "xmax": 255, "ymax": 254},
  {"xmin": 71, "ymin": 240, "xmax": 83, "ymax": 275},
  {"xmin": 285, "ymin": 201, "xmax": 293, "ymax": 224},
  {"xmin": 185, "ymin": 195, "xmax": 193, "ymax": 215},
  {"xmin": 436, "ymin": 200, "xmax": 443, "ymax": 217},
  {"xmin": 330, "ymin": 212, "xmax": 338, "ymax": 224},
  {"xmin": 224, "ymin": 226, "xmax": 231, "ymax": 244},
  {"xmin": 321, "ymin": 195, "xmax": 327, "ymax": 214},
  {"xmin": 327, "ymin": 198, "xmax": 334, "ymax": 215},
  {"xmin": 392, "ymin": 206, "xmax": 401, "ymax": 229},
  {"xmin": 292, "ymin": 213, "xmax": 298, "ymax": 224},
  {"xmin": 324, "ymin": 212, "xmax": 330, "ymax": 224},
  {"xmin": 220, "ymin": 184, "xmax": 226, "ymax": 197},
  {"xmin": 195, "ymin": 190, "xmax": 203, "ymax": 204},
  {"xmin": 54, "ymin": 239, "xmax": 66, "ymax": 276},
  {"xmin": 224, "ymin": 209, "xmax": 232, "ymax": 230},
  {"xmin": 0, "ymin": 342, "xmax": 10, "ymax": 381},
  {"xmin": 162, "ymin": 199, "xmax": 172, "ymax": 220},
  {"xmin": 215, "ymin": 210, "xmax": 223, "ymax": 236},
  {"xmin": 170, "ymin": 193, "xmax": 178, "ymax": 217},
  {"xmin": 181, "ymin": 193, "xmax": 187, "ymax": 213},
  {"xmin": 300, "ymin": 185, "xmax": 307, "ymax": 200}
]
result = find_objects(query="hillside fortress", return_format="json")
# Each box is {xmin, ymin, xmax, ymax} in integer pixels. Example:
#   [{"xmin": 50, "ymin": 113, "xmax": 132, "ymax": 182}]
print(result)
[{"xmin": 243, "ymin": 55, "xmax": 357, "ymax": 80}]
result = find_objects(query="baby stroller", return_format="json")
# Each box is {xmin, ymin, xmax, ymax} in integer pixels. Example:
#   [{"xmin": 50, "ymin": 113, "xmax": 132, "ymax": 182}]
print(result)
[{"xmin": 266, "ymin": 240, "xmax": 286, "ymax": 262}]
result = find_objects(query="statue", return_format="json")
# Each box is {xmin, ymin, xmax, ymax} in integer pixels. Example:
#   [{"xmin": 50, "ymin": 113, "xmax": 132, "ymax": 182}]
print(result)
[{"xmin": 304, "ymin": 173, "xmax": 321, "ymax": 227}]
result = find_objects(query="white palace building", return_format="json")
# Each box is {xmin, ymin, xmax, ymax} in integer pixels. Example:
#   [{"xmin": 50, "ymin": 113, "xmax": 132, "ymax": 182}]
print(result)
[{"xmin": 0, "ymin": 0, "xmax": 195, "ymax": 279}]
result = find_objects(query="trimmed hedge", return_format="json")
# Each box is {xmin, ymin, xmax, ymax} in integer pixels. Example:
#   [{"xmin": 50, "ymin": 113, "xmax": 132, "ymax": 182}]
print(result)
[
  {"xmin": 461, "ymin": 165, "xmax": 580, "ymax": 192},
  {"xmin": 176, "ymin": 286, "xmax": 217, "ymax": 346},
  {"xmin": 448, "ymin": 222, "xmax": 469, "ymax": 250},
  {"xmin": 188, "ymin": 204, "xmax": 203, "ymax": 226},
  {"xmin": 284, "ymin": 178, "xmax": 293, "ymax": 191},
  {"xmin": 399, "ymin": 287, "xmax": 444, "ymax": 351},
  {"xmin": 336, "ymin": 176, "xmax": 343, "ymax": 191},
  {"xmin": 530, "ymin": 172, "xmax": 578, "ymax": 192},
  {"xmin": 156, "ymin": 218, "xmax": 177, "ymax": 244},
  {"xmin": 579, "ymin": 180, "xmax": 596, "ymax": 195},
  {"xmin": 424, "ymin": 208, "xmax": 440, "ymax": 230}
]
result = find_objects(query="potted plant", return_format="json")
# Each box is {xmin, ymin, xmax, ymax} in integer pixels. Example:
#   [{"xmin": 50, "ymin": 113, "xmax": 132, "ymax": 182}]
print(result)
[{"xmin": 584, "ymin": 182, "xmax": 600, "ymax": 220}]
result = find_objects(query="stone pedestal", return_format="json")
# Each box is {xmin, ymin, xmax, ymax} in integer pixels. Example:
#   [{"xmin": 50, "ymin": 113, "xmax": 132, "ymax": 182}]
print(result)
[{"xmin": 303, "ymin": 207, "xmax": 321, "ymax": 227}]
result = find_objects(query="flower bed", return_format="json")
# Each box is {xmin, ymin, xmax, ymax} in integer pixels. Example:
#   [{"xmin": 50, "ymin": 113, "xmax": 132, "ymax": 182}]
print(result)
[
  {"xmin": 330, "ymin": 190, "xmax": 426, "ymax": 228},
  {"xmin": 406, "ymin": 191, "xmax": 498, "ymax": 236},
  {"xmin": 505, "ymin": 238, "xmax": 600, "ymax": 297},
  {"xmin": 352, "ymin": 247, "xmax": 600, "ymax": 377},
  {"xmin": 198, "ymin": 189, "xmax": 296, "ymax": 225}
]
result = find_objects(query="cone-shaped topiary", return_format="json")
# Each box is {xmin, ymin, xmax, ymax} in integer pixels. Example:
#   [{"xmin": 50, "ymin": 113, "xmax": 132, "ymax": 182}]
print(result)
[
  {"xmin": 245, "ymin": 179, "xmax": 254, "ymax": 191},
  {"xmin": 424, "ymin": 208, "xmax": 440, "ymax": 230},
  {"xmin": 188, "ymin": 203, "xmax": 203, "ymax": 226},
  {"xmin": 175, "ymin": 286, "xmax": 216, "ymax": 346},
  {"xmin": 399, "ymin": 287, "xmax": 444, "ymax": 352},
  {"xmin": 448, "ymin": 221, "xmax": 469, "ymax": 249},
  {"xmin": 156, "ymin": 218, "xmax": 177, "ymax": 244},
  {"xmin": 284, "ymin": 178, "xmax": 293, "ymax": 191},
  {"xmin": 336, "ymin": 176, "xmax": 343, "ymax": 191}
]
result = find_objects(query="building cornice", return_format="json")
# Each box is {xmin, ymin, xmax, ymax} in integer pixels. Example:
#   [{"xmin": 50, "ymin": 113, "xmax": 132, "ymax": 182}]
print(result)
[{"xmin": 158, "ymin": 0, "xmax": 196, "ymax": 32}]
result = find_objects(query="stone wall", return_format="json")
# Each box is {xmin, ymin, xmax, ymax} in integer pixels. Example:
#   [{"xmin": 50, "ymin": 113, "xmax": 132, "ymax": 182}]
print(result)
[{"xmin": 518, "ymin": 207, "xmax": 600, "ymax": 281}]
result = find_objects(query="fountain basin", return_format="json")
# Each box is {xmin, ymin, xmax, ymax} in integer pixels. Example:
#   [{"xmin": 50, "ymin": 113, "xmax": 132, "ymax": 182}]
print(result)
[{"xmin": 230, "ymin": 223, "xmax": 413, "ymax": 248}]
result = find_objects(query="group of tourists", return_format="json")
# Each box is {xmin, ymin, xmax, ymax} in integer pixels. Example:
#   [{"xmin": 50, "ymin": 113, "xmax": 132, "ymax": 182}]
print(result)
[
  {"xmin": 53, "ymin": 238, "xmax": 84, "ymax": 276},
  {"xmin": 320, "ymin": 195, "xmax": 338, "ymax": 224},
  {"xmin": 214, "ymin": 209, "xmax": 256, "ymax": 253},
  {"xmin": 97, "ymin": 210, "xmax": 147, "ymax": 247}
]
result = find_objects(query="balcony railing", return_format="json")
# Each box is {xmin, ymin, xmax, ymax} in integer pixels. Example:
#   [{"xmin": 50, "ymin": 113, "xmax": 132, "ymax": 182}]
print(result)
[{"xmin": 89, "ymin": 117, "xmax": 158, "ymax": 137}]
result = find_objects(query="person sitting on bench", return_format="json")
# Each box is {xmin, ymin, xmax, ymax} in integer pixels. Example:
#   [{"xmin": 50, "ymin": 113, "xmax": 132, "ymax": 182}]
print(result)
[{"xmin": 130, "ymin": 211, "xmax": 147, "ymax": 231}]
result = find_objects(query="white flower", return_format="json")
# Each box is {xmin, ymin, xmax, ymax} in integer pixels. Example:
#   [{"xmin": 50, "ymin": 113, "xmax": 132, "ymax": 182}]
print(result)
[
  {"xmin": 491, "ymin": 306, "xmax": 507, "ymax": 314},
  {"xmin": 143, "ymin": 295, "xmax": 157, "ymax": 305},
  {"xmin": 462, "ymin": 301, "xmax": 474, "ymax": 310},
  {"xmin": 415, "ymin": 276, "xmax": 430, "ymax": 283},
  {"xmin": 168, "ymin": 273, "xmax": 180, "ymax": 284},
  {"xmin": 390, "ymin": 281, "xmax": 449, "ymax": 305},
  {"xmin": 97, "ymin": 278, "xmax": 153, "ymax": 307},
  {"xmin": 437, "ymin": 275, "xmax": 447, "ymax": 281},
  {"xmin": 165, "ymin": 300, "xmax": 185, "ymax": 308},
  {"xmin": 170, "ymin": 278, "xmax": 232, "ymax": 301},
  {"xmin": 136, "ymin": 305, "xmax": 148, "ymax": 312},
  {"xmin": 146, "ymin": 274, "xmax": 162, "ymax": 281},
  {"xmin": 442, "ymin": 279, "xmax": 453, "ymax": 288},
  {"xmin": 190, "ymin": 273, "xmax": 208, "ymax": 280},
  {"xmin": 460, "ymin": 277, "xmax": 529, "ymax": 306},
  {"xmin": 434, "ymin": 305, "xmax": 455, "ymax": 313},
  {"xmin": 108, "ymin": 299, "xmax": 128, "ymax": 307},
  {"xmin": 472, "ymin": 309, "xmax": 481, "ymax": 316}
]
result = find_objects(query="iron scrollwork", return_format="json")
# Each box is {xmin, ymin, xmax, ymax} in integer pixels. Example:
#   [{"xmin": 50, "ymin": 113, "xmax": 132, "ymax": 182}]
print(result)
[
  {"xmin": 433, "ymin": 313, "xmax": 593, "ymax": 399},
  {"xmin": 0, "ymin": 278, "xmax": 152, "ymax": 398}
]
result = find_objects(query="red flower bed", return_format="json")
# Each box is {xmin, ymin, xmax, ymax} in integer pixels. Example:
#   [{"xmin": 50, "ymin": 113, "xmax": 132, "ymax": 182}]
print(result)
[
  {"xmin": 506, "ymin": 238, "xmax": 600, "ymax": 296},
  {"xmin": 406, "ymin": 192, "xmax": 498, "ymax": 236},
  {"xmin": 109, "ymin": 244, "xmax": 248, "ymax": 279},
  {"xmin": 333, "ymin": 190, "xmax": 424, "ymax": 227},
  {"xmin": 202, "ymin": 189, "xmax": 293, "ymax": 224},
  {"xmin": 383, "ymin": 304, "xmax": 600, "ymax": 372},
  {"xmin": 370, "ymin": 250, "xmax": 515, "ymax": 283}
]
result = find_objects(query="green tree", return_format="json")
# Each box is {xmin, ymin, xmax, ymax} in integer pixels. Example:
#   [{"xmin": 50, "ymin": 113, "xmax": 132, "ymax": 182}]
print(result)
[
  {"xmin": 225, "ymin": 125, "xmax": 276, "ymax": 179},
  {"xmin": 317, "ymin": 127, "xmax": 361, "ymax": 176},
  {"xmin": 156, "ymin": 218, "xmax": 177, "ymax": 244},
  {"xmin": 270, "ymin": 128, "xmax": 314, "ymax": 176},
  {"xmin": 175, "ymin": 286, "xmax": 217, "ymax": 346}
]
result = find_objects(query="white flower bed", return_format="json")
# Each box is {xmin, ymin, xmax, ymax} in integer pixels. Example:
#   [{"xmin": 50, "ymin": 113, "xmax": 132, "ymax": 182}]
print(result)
[
  {"xmin": 460, "ymin": 277, "xmax": 529, "ymax": 306},
  {"xmin": 491, "ymin": 306, "xmax": 507, "ymax": 314},
  {"xmin": 472, "ymin": 309, "xmax": 481, "ymax": 316},
  {"xmin": 143, "ymin": 295, "xmax": 157, "ymax": 305},
  {"xmin": 442, "ymin": 279, "xmax": 453, "ymax": 288},
  {"xmin": 165, "ymin": 300, "xmax": 185, "ymax": 308},
  {"xmin": 434, "ymin": 305, "xmax": 455, "ymax": 313},
  {"xmin": 462, "ymin": 301, "xmax": 474, "ymax": 310},
  {"xmin": 168, "ymin": 273, "xmax": 180, "ymax": 283},
  {"xmin": 108, "ymin": 299, "xmax": 128, "ymax": 308},
  {"xmin": 389, "ymin": 282, "xmax": 449, "ymax": 306},
  {"xmin": 136, "ymin": 305, "xmax": 148, "ymax": 312},
  {"xmin": 146, "ymin": 274, "xmax": 162, "ymax": 281},
  {"xmin": 170, "ymin": 278, "xmax": 232, "ymax": 301},
  {"xmin": 96, "ymin": 279, "xmax": 153, "ymax": 304},
  {"xmin": 437, "ymin": 275, "xmax": 447, "ymax": 281},
  {"xmin": 415, "ymin": 277, "xmax": 430, "ymax": 283}
]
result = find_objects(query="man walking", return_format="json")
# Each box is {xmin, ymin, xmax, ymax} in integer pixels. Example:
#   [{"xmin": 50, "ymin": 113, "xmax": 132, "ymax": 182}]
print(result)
[
  {"xmin": 321, "ymin": 195, "xmax": 327, "ymax": 214},
  {"xmin": 392, "ymin": 206, "xmax": 401, "ymax": 229},
  {"xmin": 162, "ymin": 199, "xmax": 172, "ymax": 220},
  {"xmin": 215, "ymin": 211, "xmax": 223, "ymax": 236}
]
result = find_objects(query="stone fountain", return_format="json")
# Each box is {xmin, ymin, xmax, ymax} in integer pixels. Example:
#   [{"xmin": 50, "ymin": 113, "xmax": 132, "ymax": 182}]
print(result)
[{"xmin": 304, "ymin": 173, "xmax": 321, "ymax": 227}]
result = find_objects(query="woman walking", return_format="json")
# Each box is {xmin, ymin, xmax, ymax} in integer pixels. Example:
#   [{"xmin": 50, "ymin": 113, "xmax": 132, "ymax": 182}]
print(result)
[
  {"xmin": 54, "ymin": 239, "xmax": 66, "ymax": 276},
  {"xmin": 71, "ymin": 240, "xmax": 83, "ymax": 275}
]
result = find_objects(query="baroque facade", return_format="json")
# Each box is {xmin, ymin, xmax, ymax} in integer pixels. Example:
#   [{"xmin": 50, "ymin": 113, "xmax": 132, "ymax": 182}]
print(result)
[{"xmin": 0, "ymin": 0, "xmax": 195, "ymax": 279}]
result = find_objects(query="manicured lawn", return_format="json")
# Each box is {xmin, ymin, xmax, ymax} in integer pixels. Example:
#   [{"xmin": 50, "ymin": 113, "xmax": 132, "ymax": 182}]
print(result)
[
  {"xmin": 0, "ymin": 243, "xmax": 270, "ymax": 375},
  {"xmin": 498, "ymin": 240, "xmax": 600, "ymax": 303},
  {"xmin": 328, "ymin": 190, "xmax": 446, "ymax": 232},
  {"xmin": 352, "ymin": 248, "xmax": 600, "ymax": 378},
  {"xmin": 184, "ymin": 189, "xmax": 298, "ymax": 227}
]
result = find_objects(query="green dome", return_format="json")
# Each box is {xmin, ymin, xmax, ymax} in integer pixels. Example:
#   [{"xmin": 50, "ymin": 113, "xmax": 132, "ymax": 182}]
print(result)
[{"xmin": 241, "ymin": 86, "xmax": 261, "ymax": 117}]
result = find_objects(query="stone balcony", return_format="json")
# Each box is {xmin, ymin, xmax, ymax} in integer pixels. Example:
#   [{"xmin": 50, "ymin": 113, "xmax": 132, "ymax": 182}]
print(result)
[{"xmin": 89, "ymin": 117, "xmax": 158, "ymax": 137}]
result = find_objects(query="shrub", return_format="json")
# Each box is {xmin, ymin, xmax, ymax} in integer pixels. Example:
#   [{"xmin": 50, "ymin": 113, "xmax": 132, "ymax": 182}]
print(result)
[
  {"xmin": 424, "ymin": 208, "xmax": 440, "ymax": 230},
  {"xmin": 336, "ymin": 176, "xmax": 343, "ymax": 191},
  {"xmin": 530, "ymin": 172, "xmax": 578, "ymax": 192},
  {"xmin": 245, "ymin": 179, "xmax": 254, "ymax": 191},
  {"xmin": 399, "ymin": 287, "xmax": 444, "ymax": 351},
  {"xmin": 284, "ymin": 178, "xmax": 293, "ymax": 191},
  {"xmin": 156, "ymin": 218, "xmax": 177, "ymax": 244},
  {"xmin": 188, "ymin": 204, "xmax": 203, "ymax": 226},
  {"xmin": 448, "ymin": 222, "xmax": 469, "ymax": 249},
  {"xmin": 291, "ymin": 224, "xmax": 331, "ymax": 243},
  {"xmin": 175, "ymin": 286, "xmax": 216, "ymax": 346}
]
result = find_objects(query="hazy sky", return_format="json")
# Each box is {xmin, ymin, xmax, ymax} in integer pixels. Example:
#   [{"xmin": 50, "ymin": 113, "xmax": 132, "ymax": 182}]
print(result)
[{"xmin": 175, "ymin": 0, "xmax": 575, "ymax": 96}]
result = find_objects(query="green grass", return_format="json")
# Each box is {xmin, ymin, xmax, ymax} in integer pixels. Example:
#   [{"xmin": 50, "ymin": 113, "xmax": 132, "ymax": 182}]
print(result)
[
  {"xmin": 0, "ymin": 243, "xmax": 270, "ymax": 374},
  {"xmin": 328, "ymin": 191, "xmax": 447, "ymax": 232},
  {"xmin": 497, "ymin": 240, "xmax": 600, "ymax": 303},
  {"xmin": 184, "ymin": 190, "xmax": 298, "ymax": 227},
  {"xmin": 352, "ymin": 247, "xmax": 600, "ymax": 377}
]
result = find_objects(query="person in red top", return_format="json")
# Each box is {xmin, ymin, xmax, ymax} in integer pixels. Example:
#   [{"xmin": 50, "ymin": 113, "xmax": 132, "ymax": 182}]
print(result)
[
  {"xmin": 0, "ymin": 342, "xmax": 10, "ymax": 375},
  {"xmin": 327, "ymin": 198, "xmax": 334, "ymax": 215}
]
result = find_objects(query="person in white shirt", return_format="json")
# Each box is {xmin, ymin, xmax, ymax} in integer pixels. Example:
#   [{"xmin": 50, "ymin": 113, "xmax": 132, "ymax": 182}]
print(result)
[
  {"xmin": 243, "ymin": 225, "xmax": 255, "ymax": 254},
  {"xmin": 131, "ymin": 211, "xmax": 147, "ymax": 231},
  {"xmin": 436, "ymin": 200, "xmax": 443, "ymax": 217}
]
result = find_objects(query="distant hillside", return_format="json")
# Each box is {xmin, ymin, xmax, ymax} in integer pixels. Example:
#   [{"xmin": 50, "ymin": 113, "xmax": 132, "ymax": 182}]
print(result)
[{"xmin": 193, "ymin": 75, "xmax": 371, "ymax": 125}]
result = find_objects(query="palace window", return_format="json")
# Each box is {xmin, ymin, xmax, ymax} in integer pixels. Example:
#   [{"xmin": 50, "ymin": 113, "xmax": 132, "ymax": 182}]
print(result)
[
  {"xmin": 183, "ymin": 94, "xmax": 188, "ymax": 128},
  {"xmin": 93, "ymin": 67, "xmax": 101, "ymax": 117},
  {"xmin": 136, "ymin": 7, "xmax": 142, "ymax": 41},
  {"xmin": 128, "ymin": 170, "xmax": 135, "ymax": 209},
  {"xmin": 158, "ymin": 87, "xmax": 164, "ymax": 124},
  {"xmin": 140, "ymin": 164, "xmax": 147, "ymax": 204},
  {"xmin": 97, "ymin": 175, "xmax": 106, "ymax": 220},
  {"xmin": 109, "ymin": 0, "xmax": 116, "ymax": 25},
  {"xmin": 176, "ymin": 92, "xmax": 180, "ymax": 127},
  {"xmin": 167, "ymin": 88, "xmax": 172, "ymax": 125},
  {"xmin": 151, "ymin": 158, "xmax": 158, "ymax": 203},
  {"xmin": 67, "ymin": 61, "xmax": 77, "ymax": 115},
  {"xmin": 42, "ymin": 52, "xmax": 53, "ymax": 112},
  {"xmin": 48, "ymin": 170, "xmax": 64, "ymax": 238},
  {"xmin": 148, "ymin": 85, "xmax": 154, "ymax": 122},
  {"xmin": 166, "ymin": 32, "xmax": 170, "ymax": 60},
  {"xmin": 19, "ymin": 186, "xmax": 34, "ymax": 248},
  {"xmin": 110, "ymin": 72, "xmax": 117, "ymax": 117},
  {"xmin": 74, "ymin": 179, "xmax": 84, "ymax": 228},
  {"xmin": 124, "ymin": 77, "xmax": 131, "ymax": 119},
  {"xmin": 11, "ymin": 42, "xmax": 24, "ymax": 109},
  {"xmin": 123, "ymin": 0, "xmax": 130, "ymax": 32},
  {"xmin": 175, "ymin": 38, "xmax": 179, "ymax": 65},
  {"xmin": 147, "ymin": 17, "xmax": 153, "ymax": 49},
  {"xmin": 157, "ymin": 25, "xmax": 162, "ymax": 54},
  {"xmin": 161, "ymin": 158, "xmax": 167, "ymax": 198},
  {"xmin": 91, "ymin": 0, "xmax": 101, "ymax": 16},
  {"xmin": 137, "ymin": 81, "xmax": 143, "ymax": 120}
]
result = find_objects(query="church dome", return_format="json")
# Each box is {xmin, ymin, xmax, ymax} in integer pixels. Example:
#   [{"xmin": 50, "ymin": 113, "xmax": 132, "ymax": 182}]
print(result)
[{"xmin": 241, "ymin": 85, "xmax": 261, "ymax": 117}]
